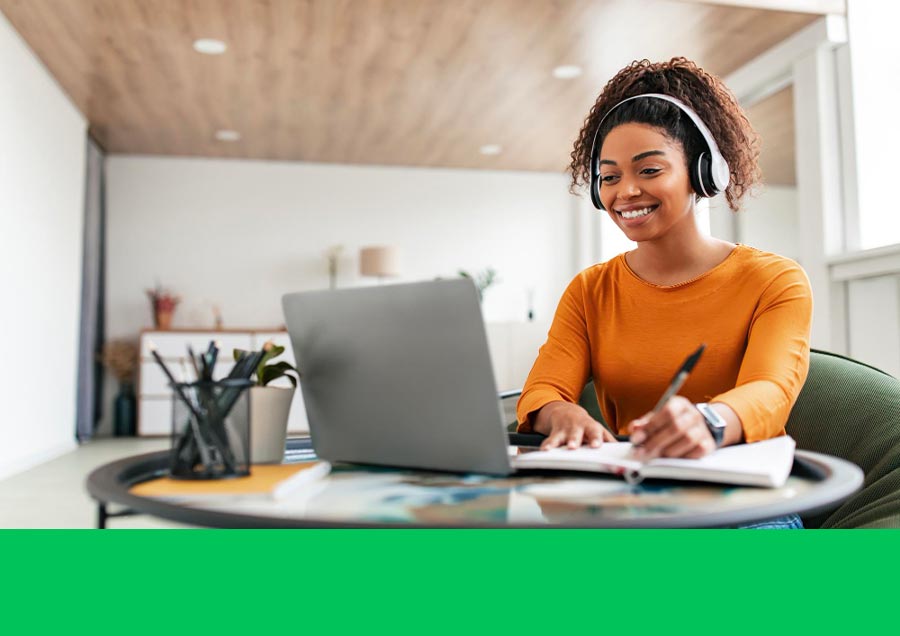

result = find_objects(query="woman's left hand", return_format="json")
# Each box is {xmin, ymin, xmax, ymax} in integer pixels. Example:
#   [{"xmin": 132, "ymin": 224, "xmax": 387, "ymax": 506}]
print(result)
[{"xmin": 629, "ymin": 396, "xmax": 716, "ymax": 459}]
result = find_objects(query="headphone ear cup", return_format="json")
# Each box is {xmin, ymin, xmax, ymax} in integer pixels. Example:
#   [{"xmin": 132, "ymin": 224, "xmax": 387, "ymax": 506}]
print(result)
[
  {"xmin": 690, "ymin": 152, "xmax": 717, "ymax": 198},
  {"xmin": 699, "ymin": 152, "xmax": 717, "ymax": 197},
  {"xmin": 590, "ymin": 173, "xmax": 605, "ymax": 210}
]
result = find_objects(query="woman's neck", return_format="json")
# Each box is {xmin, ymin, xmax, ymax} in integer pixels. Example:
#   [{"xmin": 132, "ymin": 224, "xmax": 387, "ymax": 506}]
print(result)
[{"xmin": 626, "ymin": 221, "xmax": 735, "ymax": 286}]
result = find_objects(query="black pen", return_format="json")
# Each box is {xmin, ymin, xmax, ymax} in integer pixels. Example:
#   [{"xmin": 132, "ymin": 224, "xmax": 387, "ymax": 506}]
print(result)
[
  {"xmin": 633, "ymin": 343, "xmax": 706, "ymax": 447},
  {"xmin": 147, "ymin": 341, "xmax": 203, "ymax": 420},
  {"xmin": 652, "ymin": 343, "xmax": 706, "ymax": 413}
]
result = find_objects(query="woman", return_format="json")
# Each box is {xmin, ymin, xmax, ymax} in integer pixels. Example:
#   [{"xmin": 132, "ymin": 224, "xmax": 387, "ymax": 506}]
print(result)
[{"xmin": 516, "ymin": 58, "xmax": 812, "ymax": 476}]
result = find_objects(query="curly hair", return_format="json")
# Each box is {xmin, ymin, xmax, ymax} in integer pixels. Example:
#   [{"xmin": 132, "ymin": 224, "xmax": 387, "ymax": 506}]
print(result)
[{"xmin": 568, "ymin": 58, "xmax": 761, "ymax": 212}]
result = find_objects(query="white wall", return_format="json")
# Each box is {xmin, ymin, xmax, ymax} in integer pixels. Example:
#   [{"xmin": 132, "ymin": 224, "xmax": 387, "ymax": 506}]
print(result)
[
  {"xmin": 707, "ymin": 187, "xmax": 799, "ymax": 260},
  {"xmin": 0, "ymin": 13, "xmax": 87, "ymax": 478},
  {"xmin": 105, "ymin": 156, "xmax": 575, "ymax": 336},
  {"xmin": 737, "ymin": 186, "xmax": 800, "ymax": 261}
]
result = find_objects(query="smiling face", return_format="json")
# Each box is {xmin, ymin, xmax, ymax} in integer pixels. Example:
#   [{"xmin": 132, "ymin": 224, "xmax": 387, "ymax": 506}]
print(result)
[{"xmin": 598, "ymin": 122, "xmax": 697, "ymax": 243}]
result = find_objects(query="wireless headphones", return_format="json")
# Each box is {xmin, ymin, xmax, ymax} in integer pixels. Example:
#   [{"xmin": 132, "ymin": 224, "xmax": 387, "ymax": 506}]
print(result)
[{"xmin": 588, "ymin": 93, "xmax": 730, "ymax": 210}]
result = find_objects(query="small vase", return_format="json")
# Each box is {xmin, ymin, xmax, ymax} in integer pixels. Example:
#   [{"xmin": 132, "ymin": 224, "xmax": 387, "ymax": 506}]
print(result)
[
  {"xmin": 154, "ymin": 309, "xmax": 173, "ymax": 330},
  {"xmin": 114, "ymin": 383, "xmax": 136, "ymax": 436}
]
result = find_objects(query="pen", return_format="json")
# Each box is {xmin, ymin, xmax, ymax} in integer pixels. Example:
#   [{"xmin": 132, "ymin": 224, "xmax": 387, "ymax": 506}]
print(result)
[
  {"xmin": 147, "ymin": 340, "xmax": 221, "ymax": 470},
  {"xmin": 147, "ymin": 341, "xmax": 203, "ymax": 420},
  {"xmin": 651, "ymin": 343, "xmax": 706, "ymax": 413},
  {"xmin": 633, "ymin": 343, "xmax": 706, "ymax": 448}
]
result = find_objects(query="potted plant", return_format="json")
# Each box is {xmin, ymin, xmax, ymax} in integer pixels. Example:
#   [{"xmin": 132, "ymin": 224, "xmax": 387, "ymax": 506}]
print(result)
[
  {"xmin": 100, "ymin": 338, "xmax": 139, "ymax": 436},
  {"xmin": 458, "ymin": 267, "xmax": 499, "ymax": 303},
  {"xmin": 146, "ymin": 284, "xmax": 181, "ymax": 330},
  {"xmin": 234, "ymin": 342, "xmax": 300, "ymax": 463}
]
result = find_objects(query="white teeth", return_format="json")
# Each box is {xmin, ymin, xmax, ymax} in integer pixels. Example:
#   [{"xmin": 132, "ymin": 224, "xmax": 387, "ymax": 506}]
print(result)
[{"xmin": 619, "ymin": 206, "xmax": 654, "ymax": 219}]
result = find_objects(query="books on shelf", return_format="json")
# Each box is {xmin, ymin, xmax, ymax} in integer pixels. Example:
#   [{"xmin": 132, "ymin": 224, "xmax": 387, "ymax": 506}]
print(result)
[
  {"xmin": 512, "ymin": 436, "xmax": 795, "ymax": 488},
  {"xmin": 130, "ymin": 461, "xmax": 331, "ymax": 501}
]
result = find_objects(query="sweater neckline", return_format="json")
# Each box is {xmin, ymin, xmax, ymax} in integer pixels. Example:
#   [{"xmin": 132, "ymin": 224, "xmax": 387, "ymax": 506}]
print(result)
[{"xmin": 618, "ymin": 244, "xmax": 746, "ymax": 290}]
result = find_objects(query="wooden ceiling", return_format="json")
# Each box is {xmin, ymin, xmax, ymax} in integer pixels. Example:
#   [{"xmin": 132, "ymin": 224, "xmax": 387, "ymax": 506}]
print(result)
[{"xmin": 0, "ymin": 0, "xmax": 817, "ymax": 174}]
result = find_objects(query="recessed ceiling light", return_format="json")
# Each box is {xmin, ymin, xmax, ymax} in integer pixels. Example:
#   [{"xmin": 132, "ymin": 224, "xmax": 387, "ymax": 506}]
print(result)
[
  {"xmin": 193, "ymin": 38, "xmax": 227, "ymax": 55},
  {"xmin": 214, "ymin": 129, "xmax": 241, "ymax": 142},
  {"xmin": 552, "ymin": 65, "xmax": 583, "ymax": 79},
  {"xmin": 479, "ymin": 144, "xmax": 502, "ymax": 156}
]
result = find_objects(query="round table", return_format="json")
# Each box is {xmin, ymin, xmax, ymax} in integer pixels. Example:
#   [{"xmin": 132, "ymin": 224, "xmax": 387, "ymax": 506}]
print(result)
[{"xmin": 86, "ymin": 437, "xmax": 863, "ymax": 528}]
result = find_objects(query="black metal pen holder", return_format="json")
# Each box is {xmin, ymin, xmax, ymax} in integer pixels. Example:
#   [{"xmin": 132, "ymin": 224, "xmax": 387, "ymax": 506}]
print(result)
[{"xmin": 169, "ymin": 378, "xmax": 253, "ymax": 480}]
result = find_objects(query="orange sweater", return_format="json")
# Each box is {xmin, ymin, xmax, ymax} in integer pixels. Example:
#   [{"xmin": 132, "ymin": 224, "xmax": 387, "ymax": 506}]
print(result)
[{"xmin": 516, "ymin": 245, "xmax": 812, "ymax": 443}]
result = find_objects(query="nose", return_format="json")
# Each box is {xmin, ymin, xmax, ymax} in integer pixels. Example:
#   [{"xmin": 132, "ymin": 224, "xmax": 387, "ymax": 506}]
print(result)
[{"xmin": 617, "ymin": 177, "xmax": 642, "ymax": 200}]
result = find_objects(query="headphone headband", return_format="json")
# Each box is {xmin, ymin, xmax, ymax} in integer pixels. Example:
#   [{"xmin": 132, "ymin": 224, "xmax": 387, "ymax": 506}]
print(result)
[{"xmin": 588, "ymin": 93, "xmax": 730, "ymax": 209}]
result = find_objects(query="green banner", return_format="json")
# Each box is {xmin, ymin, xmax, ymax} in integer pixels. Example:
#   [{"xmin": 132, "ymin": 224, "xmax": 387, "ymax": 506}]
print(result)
[{"xmin": 1, "ymin": 530, "xmax": 895, "ymax": 633}]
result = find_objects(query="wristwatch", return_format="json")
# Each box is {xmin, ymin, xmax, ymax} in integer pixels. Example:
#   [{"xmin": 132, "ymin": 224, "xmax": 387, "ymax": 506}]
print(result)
[{"xmin": 695, "ymin": 403, "xmax": 727, "ymax": 448}]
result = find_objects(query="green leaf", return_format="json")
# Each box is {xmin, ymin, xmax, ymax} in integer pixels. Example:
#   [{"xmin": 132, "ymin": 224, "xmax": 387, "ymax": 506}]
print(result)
[
  {"xmin": 254, "ymin": 345, "xmax": 286, "ymax": 384},
  {"xmin": 259, "ymin": 361, "xmax": 299, "ymax": 387},
  {"xmin": 233, "ymin": 348, "xmax": 250, "ymax": 362}
]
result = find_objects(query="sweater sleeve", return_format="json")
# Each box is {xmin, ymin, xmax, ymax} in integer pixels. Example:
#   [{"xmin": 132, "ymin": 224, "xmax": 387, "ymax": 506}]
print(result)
[
  {"xmin": 516, "ymin": 274, "xmax": 592, "ymax": 432},
  {"xmin": 711, "ymin": 263, "xmax": 812, "ymax": 442}
]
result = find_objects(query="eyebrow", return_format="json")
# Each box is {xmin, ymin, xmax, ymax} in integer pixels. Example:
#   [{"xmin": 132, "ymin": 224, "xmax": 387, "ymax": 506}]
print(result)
[{"xmin": 598, "ymin": 150, "xmax": 667, "ymax": 166}]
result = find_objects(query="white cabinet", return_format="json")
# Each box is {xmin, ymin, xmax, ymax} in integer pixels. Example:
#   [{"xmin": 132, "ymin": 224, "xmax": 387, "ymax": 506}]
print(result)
[{"xmin": 137, "ymin": 329, "xmax": 308, "ymax": 436}]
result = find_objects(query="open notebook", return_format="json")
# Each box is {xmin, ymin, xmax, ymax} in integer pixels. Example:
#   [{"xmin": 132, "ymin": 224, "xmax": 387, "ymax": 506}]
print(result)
[{"xmin": 512, "ymin": 436, "xmax": 796, "ymax": 488}]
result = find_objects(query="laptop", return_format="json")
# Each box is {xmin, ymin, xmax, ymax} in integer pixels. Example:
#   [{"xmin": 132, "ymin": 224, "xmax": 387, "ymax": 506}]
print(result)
[{"xmin": 281, "ymin": 278, "xmax": 517, "ymax": 475}]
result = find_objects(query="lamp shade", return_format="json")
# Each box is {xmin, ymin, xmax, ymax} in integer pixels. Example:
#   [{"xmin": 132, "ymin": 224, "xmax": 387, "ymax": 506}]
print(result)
[{"xmin": 359, "ymin": 246, "xmax": 400, "ymax": 278}]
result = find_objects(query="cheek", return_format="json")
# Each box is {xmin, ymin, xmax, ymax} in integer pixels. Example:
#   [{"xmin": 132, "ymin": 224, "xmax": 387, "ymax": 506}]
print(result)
[
  {"xmin": 599, "ymin": 185, "xmax": 617, "ymax": 210},
  {"xmin": 653, "ymin": 173, "xmax": 694, "ymax": 203}
]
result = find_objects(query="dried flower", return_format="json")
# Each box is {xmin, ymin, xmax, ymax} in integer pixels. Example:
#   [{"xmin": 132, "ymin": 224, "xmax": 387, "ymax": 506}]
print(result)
[
  {"xmin": 146, "ymin": 284, "xmax": 181, "ymax": 312},
  {"xmin": 100, "ymin": 339, "xmax": 139, "ymax": 383}
]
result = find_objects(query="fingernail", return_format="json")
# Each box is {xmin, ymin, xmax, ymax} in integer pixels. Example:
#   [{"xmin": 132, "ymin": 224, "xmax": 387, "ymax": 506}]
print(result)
[
  {"xmin": 590, "ymin": 439, "xmax": 600, "ymax": 447},
  {"xmin": 567, "ymin": 440, "xmax": 577, "ymax": 449},
  {"xmin": 631, "ymin": 431, "xmax": 645, "ymax": 444}
]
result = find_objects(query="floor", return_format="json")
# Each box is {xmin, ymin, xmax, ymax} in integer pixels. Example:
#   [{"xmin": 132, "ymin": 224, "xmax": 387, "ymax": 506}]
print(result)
[{"xmin": 0, "ymin": 438, "xmax": 194, "ymax": 528}]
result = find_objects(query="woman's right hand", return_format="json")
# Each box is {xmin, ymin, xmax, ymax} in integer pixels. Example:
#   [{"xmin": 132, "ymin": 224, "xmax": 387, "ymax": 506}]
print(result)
[{"xmin": 533, "ymin": 401, "xmax": 618, "ymax": 450}]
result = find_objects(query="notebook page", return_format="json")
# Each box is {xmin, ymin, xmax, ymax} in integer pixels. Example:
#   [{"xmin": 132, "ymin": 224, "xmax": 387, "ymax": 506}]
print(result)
[
  {"xmin": 647, "ymin": 435, "xmax": 796, "ymax": 474},
  {"xmin": 512, "ymin": 442, "xmax": 643, "ymax": 472}
]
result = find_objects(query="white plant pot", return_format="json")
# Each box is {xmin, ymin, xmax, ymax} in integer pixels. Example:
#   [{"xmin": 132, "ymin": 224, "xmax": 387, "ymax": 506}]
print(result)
[{"xmin": 249, "ymin": 386, "xmax": 295, "ymax": 464}]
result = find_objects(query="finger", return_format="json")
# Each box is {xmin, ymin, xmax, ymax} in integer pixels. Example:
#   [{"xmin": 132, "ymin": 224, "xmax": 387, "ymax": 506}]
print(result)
[
  {"xmin": 602, "ymin": 427, "xmax": 618, "ymax": 443},
  {"xmin": 683, "ymin": 437, "xmax": 716, "ymax": 459},
  {"xmin": 540, "ymin": 429, "xmax": 569, "ymax": 450},
  {"xmin": 639, "ymin": 397, "xmax": 692, "ymax": 438},
  {"xmin": 565, "ymin": 426, "xmax": 585, "ymax": 449},
  {"xmin": 659, "ymin": 426, "xmax": 710, "ymax": 458},
  {"xmin": 641, "ymin": 411, "xmax": 698, "ymax": 458},
  {"xmin": 583, "ymin": 423, "xmax": 607, "ymax": 447},
  {"xmin": 629, "ymin": 416, "xmax": 652, "ymax": 445}
]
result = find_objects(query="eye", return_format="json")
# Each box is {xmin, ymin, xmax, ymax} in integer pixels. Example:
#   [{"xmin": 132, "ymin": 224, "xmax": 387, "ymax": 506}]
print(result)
[
  {"xmin": 600, "ymin": 174, "xmax": 620, "ymax": 184},
  {"xmin": 640, "ymin": 167, "xmax": 661, "ymax": 176}
]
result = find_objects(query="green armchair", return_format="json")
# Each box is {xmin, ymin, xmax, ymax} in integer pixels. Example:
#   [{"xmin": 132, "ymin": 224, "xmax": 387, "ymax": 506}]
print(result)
[
  {"xmin": 784, "ymin": 350, "xmax": 900, "ymax": 528},
  {"xmin": 503, "ymin": 349, "xmax": 900, "ymax": 528}
]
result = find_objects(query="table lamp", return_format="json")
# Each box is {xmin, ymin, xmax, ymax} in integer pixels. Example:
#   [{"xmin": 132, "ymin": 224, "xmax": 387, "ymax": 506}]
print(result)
[{"xmin": 359, "ymin": 245, "xmax": 400, "ymax": 284}]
